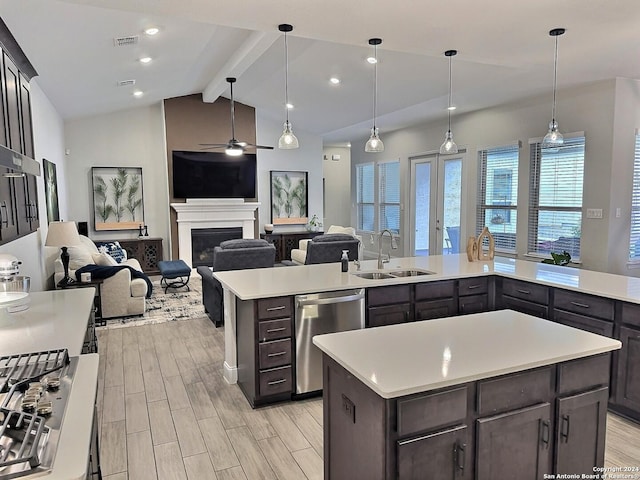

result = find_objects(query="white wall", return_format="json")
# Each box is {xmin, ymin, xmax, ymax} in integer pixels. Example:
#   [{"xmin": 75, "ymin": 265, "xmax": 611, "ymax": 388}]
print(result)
[
  {"xmin": 63, "ymin": 104, "xmax": 171, "ymax": 258},
  {"xmin": 350, "ymin": 79, "xmax": 635, "ymax": 274},
  {"xmin": 0, "ymin": 81, "xmax": 67, "ymax": 291},
  {"xmin": 322, "ymin": 146, "xmax": 351, "ymax": 229},
  {"xmin": 255, "ymin": 112, "xmax": 323, "ymax": 234}
]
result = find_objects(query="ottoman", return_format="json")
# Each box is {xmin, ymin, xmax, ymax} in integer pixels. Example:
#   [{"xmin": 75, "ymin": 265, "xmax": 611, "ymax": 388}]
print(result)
[{"xmin": 158, "ymin": 260, "xmax": 191, "ymax": 293}]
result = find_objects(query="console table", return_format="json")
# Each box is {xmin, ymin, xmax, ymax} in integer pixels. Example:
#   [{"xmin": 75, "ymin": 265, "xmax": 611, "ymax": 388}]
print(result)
[
  {"xmin": 260, "ymin": 231, "xmax": 323, "ymax": 262},
  {"xmin": 116, "ymin": 237, "xmax": 163, "ymax": 275}
]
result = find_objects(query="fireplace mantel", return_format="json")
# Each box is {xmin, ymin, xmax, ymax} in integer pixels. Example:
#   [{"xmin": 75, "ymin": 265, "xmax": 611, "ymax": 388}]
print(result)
[{"xmin": 170, "ymin": 199, "xmax": 260, "ymax": 266}]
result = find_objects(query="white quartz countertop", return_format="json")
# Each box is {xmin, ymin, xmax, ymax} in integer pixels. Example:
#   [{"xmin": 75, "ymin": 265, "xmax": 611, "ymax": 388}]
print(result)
[
  {"xmin": 213, "ymin": 254, "xmax": 640, "ymax": 304},
  {"xmin": 0, "ymin": 289, "xmax": 95, "ymax": 356},
  {"xmin": 313, "ymin": 310, "xmax": 621, "ymax": 399},
  {"xmin": 48, "ymin": 353, "xmax": 99, "ymax": 480}
]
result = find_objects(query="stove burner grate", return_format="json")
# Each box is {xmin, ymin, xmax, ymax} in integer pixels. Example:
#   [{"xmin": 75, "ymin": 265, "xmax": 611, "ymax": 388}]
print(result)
[
  {"xmin": 0, "ymin": 350, "xmax": 69, "ymax": 395},
  {"xmin": 0, "ymin": 409, "xmax": 46, "ymax": 472}
]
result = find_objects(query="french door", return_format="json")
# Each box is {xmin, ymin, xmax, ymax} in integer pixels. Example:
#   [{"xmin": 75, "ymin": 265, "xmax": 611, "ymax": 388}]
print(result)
[{"xmin": 410, "ymin": 153, "xmax": 463, "ymax": 256}]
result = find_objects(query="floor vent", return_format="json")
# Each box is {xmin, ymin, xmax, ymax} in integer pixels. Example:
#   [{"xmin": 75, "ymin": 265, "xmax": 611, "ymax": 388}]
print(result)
[
  {"xmin": 114, "ymin": 35, "xmax": 139, "ymax": 47},
  {"xmin": 117, "ymin": 79, "xmax": 136, "ymax": 87}
]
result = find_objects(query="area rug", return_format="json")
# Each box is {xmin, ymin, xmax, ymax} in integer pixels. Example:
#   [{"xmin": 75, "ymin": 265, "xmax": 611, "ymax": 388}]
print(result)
[{"xmin": 96, "ymin": 276, "xmax": 206, "ymax": 330}]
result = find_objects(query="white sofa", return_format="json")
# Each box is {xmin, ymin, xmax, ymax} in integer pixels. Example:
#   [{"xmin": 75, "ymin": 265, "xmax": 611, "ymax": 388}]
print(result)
[
  {"xmin": 51, "ymin": 235, "xmax": 148, "ymax": 318},
  {"xmin": 290, "ymin": 225, "xmax": 362, "ymax": 265}
]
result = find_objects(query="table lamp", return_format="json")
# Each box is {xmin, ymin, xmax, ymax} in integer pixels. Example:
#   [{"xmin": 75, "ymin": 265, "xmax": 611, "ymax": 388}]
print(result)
[{"xmin": 45, "ymin": 221, "xmax": 82, "ymax": 287}]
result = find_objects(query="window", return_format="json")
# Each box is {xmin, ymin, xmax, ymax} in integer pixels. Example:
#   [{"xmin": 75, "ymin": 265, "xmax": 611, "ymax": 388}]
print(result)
[
  {"xmin": 528, "ymin": 135, "xmax": 585, "ymax": 260},
  {"xmin": 356, "ymin": 163, "xmax": 374, "ymax": 231},
  {"xmin": 355, "ymin": 160, "xmax": 400, "ymax": 233},
  {"xmin": 379, "ymin": 161, "xmax": 400, "ymax": 233},
  {"xmin": 477, "ymin": 144, "xmax": 519, "ymax": 252},
  {"xmin": 629, "ymin": 132, "xmax": 640, "ymax": 261}
]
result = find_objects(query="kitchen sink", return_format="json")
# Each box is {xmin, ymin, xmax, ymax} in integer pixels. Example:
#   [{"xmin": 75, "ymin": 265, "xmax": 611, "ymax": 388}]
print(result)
[
  {"xmin": 388, "ymin": 269, "xmax": 435, "ymax": 277},
  {"xmin": 352, "ymin": 272, "xmax": 395, "ymax": 280}
]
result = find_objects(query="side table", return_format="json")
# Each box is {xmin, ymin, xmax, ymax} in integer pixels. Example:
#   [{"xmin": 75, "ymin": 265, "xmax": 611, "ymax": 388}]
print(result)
[
  {"xmin": 260, "ymin": 231, "xmax": 324, "ymax": 262},
  {"xmin": 58, "ymin": 278, "xmax": 105, "ymax": 328}
]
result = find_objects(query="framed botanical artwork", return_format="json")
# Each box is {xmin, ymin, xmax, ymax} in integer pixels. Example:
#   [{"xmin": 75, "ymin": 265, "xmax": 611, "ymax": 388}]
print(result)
[
  {"xmin": 270, "ymin": 170, "xmax": 308, "ymax": 225},
  {"xmin": 43, "ymin": 159, "xmax": 60, "ymax": 223},
  {"xmin": 92, "ymin": 167, "xmax": 144, "ymax": 231}
]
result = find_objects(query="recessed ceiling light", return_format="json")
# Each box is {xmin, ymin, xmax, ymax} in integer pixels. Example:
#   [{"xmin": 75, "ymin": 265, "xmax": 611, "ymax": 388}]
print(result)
[
  {"xmin": 329, "ymin": 77, "xmax": 340, "ymax": 85},
  {"xmin": 447, "ymin": 106, "xmax": 457, "ymax": 111},
  {"xmin": 144, "ymin": 27, "xmax": 159, "ymax": 36},
  {"xmin": 286, "ymin": 103, "xmax": 294, "ymax": 109},
  {"xmin": 367, "ymin": 56, "xmax": 377, "ymax": 64},
  {"xmin": 133, "ymin": 90, "xmax": 143, "ymax": 97},
  {"xmin": 139, "ymin": 57, "xmax": 152, "ymax": 64}
]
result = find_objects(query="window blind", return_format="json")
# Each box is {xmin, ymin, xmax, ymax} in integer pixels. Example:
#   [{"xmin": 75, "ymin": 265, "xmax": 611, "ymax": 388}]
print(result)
[
  {"xmin": 379, "ymin": 160, "xmax": 400, "ymax": 233},
  {"xmin": 528, "ymin": 136, "xmax": 585, "ymax": 260},
  {"xmin": 356, "ymin": 162, "xmax": 375, "ymax": 231},
  {"xmin": 477, "ymin": 144, "xmax": 519, "ymax": 253},
  {"xmin": 629, "ymin": 133, "xmax": 640, "ymax": 261}
]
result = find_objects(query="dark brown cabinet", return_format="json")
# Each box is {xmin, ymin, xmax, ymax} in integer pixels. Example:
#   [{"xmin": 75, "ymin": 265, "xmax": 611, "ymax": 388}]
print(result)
[
  {"xmin": 0, "ymin": 168, "xmax": 17, "ymax": 241},
  {"xmin": 498, "ymin": 277, "xmax": 549, "ymax": 318},
  {"xmin": 117, "ymin": 238, "xmax": 163, "ymax": 275},
  {"xmin": 2, "ymin": 52, "xmax": 22, "ymax": 153},
  {"xmin": 366, "ymin": 284, "xmax": 411, "ymax": 327},
  {"xmin": 260, "ymin": 231, "xmax": 323, "ymax": 263},
  {"xmin": 414, "ymin": 280, "xmax": 457, "ymax": 321},
  {"xmin": 458, "ymin": 277, "xmax": 489, "ymax": 315},
  {"xmin": 614, "ymin": 306, "xmax": 640, "ymax": 415}
]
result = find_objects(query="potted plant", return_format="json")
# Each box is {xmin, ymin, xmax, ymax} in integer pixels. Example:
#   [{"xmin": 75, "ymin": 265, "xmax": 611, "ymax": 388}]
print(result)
[{"xmin": 307, "ymin": 214, "xmax": 322, "ymax": 232}]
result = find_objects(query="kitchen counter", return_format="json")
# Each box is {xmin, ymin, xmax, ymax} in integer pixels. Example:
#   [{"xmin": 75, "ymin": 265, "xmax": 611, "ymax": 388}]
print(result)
[
  {"xmin": 313, "ymin": 309, "xmax": 621, "ymax": 398},
  {"xmin": 0, "ymin": 289, "xmax": 95, "ymax": 356}
]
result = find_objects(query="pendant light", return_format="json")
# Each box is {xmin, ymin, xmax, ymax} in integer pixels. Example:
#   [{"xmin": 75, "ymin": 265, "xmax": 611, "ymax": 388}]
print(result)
[
  {"xmin": 439, "ymin": 50, "xmax": 458, "ymax": 154},
  {"xmin": 542, "ymin": 28, "xmax": 566, "ymax": 149},
  {"xmin": 278, "ymin": 24, "xmax": 299, "ymax": 149},
  {"xmin": 365, "ymin": 38, "xmax": 384, "ymax": 153}
]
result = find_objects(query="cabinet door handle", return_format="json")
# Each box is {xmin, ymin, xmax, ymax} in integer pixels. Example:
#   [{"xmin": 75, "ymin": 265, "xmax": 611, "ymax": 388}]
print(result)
[
  {"xmin": 267, "ymin": 378, "xmax": 287, "ymax": 386},
  {"xmin": 454, "ymin": 442, "xmax": 466, "ymax": 473},
  {"xmin": 404, "ymin": 311, "xmax": 409, "ymax": 322},
  {"xmin": 267, "ymin": 351, "xmax": 287, "ymax": 357},
  {"xmin": 0, "ymin": 202, "xmax": 7, "ymax": 227},
  {"xmin": 517, "ymin": 289, "xmax": 531, "ymax": 295},
  {"xmin": 540, "ymin": 420, "xmax": 550, "ymax": 449},
  {"xmin": 266, "ymin": 305, "xmax": 286, "ymax": 312},
  {"xmin": 266, "ymin": 327, "xmax": 286, "ymax": 333},
  {"xmin": 570, "ymin": 301, "xmax": 590, "ymax": 309},
  {"xmin": 467, "ymin": 284, "xmax": 481, "ymax": 290},
  {"xmin": 560, "ymin": 414, "xmax": 571, "ymax": 443}
]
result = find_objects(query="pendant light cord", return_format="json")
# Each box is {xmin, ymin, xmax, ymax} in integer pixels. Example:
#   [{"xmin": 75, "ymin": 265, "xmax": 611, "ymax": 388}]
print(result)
[
  {"xmin": 551, "ymin": 33, "xmax": 559, "ymax": 122},
  {"xmin": 284, "ymin": 31, "xmax": 290, "ymax": 124},
  {"xmin": 373, "ymin": 43, "xmax": 378, "ymax": 129},
  {"xmin": 229, "ymin": 80, "xmax": 236, "ymax": 140},
  {"xmin": 447, "ymin": 54, "xmax": 453, "ymax": 132}
]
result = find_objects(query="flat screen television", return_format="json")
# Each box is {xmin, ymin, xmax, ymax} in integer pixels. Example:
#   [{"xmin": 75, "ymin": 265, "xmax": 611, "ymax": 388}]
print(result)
[{"xmin": 172, "ymin": 150, "xmax": 256, "ymax": 199}]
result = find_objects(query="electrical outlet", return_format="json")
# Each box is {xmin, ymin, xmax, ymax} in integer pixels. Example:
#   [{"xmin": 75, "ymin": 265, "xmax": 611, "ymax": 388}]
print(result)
[
  {"xmin": 341, "ymin": 394, "xmax": 356, "ymax": 423},
  {"xmin": 586, "ymin": 208, "xmax": 603, "ymax": 219}
]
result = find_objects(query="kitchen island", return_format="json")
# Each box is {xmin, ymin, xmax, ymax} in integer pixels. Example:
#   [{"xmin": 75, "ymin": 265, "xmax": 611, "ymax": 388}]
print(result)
[{"xmin": 313, "ymin": 310, "xmax": 621, "ymax": 479}]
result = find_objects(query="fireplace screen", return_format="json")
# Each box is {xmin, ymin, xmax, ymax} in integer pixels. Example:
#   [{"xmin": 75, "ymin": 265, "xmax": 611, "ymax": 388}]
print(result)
[{"xmin": 191, "ymin": 227, "xmax": 242, "ymax": 267}]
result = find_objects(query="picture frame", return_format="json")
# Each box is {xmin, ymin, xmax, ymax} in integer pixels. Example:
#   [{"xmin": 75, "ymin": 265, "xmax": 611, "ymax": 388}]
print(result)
[
  {"xmin": 270, "ymin": 170, "xmax": 308, "ymax": 225},
  {"xmin": 91, "ymin": 167, "xmax": 144, "ymax": 231},
  {"xmin": 43, "ymin": 159, "xmax": 60, "ymax": 223}
]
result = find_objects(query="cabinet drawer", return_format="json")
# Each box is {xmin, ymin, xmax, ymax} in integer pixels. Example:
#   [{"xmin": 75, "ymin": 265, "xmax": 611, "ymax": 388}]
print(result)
[
  {"xmin": 368, "ymin": 303, "xmax": 410, "ymax": 328},
  {"xmin": 477, "ymin": 367, "xmax": 553, "ymax": 416},
  {"xmin": 257, "ymin": 297, "xmax": 292, "ymax": 320},
  {"xmin": 553, "ymin": 290, "xmax": 613, "ymax": 321},
  {"xmin": 501, "ymin": 278, "xmax": 549, "ymax": 304},
  {"xmin": 501, "ymin": 296, "xmax": 549, "ymax": 318},
  {"xmin": 557, "ymin": 353, "xmax": 610, "ymax": 395},
  {"xmin": 621, "ymin": 302, "xmax": 640, "ymax": 328},
  {"xmin": 397, "ymin": 386, "xmax": 468, "ymax": 436},
  {"xmin": 415, "ymin": 280, "xmax": 456, "ymax": 301},
  {"xmin": 259, "ymin": 366, "xmax": 292, "ymax": 396},
  {"xmin": 415, "ymin": 298, "xmax": 457, "ymax": 321},
  {"xmin": 259, "ymin": 338, "xmax": 292, "ymax": 369},
  {"xmin": 258, "ymin": 318, "xmax": 292, "ymax": 342},
  {"xmin": 458, "ymin": 277, "xmax": 488, "ymax": 296},
  {"xmin": 554, "ymin": 310, "xmax": 613, "ymax": 337},
  {"xmin": 458, "ymin": 294, "xmax": 488, "ymax": 315},
  {"xmin": 367, "ymin": 284, "xmax": 411, "ymax": 307}
]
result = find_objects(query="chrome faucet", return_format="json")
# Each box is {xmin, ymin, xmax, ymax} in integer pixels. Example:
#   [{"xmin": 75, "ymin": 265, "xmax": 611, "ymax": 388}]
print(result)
[{"xmin": 377, "ymin": 229, "xmax": 398, "ymax": 269}]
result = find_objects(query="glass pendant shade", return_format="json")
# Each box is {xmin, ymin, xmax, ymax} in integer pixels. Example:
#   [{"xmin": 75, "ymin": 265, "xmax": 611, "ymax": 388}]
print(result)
[
  {"xmin": 542, "ymin": 119, "xmax": 564, "ymax": 148},
  {"xmin": 278, "ymin": 121, "xmax": 299, "ymax": 149},
  {"xmin": 439, "ymin": 130, "xmax": 458, "ymax": 154},
  {"xmin": 278, "ymin": 24, "xmax": 299, "ymax": 149},
  {"xmin": 543, "ymin": 28, "xmax": 566, "ymax": 149},
  {"xmin": 365, "ymin": 127, "xmax": 384, "ymax": 152}
]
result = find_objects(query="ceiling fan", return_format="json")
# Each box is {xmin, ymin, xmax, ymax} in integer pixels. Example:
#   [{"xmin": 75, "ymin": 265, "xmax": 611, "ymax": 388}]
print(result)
[{"xmin": 200, "ymin": 77, "xmax": 274, "ymax": 156}]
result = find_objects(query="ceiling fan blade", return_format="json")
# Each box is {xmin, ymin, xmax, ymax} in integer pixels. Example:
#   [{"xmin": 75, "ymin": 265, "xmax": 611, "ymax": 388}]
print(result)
[
  {"xmin": 255, "ymin": 145, "xmax": 275, "ymax": 150},
  {"xmin": 198, "ymin": 143, "xmax": 227, "ymax": 147},
  {"xmin": 200, "ymin": 146, "xmax": 224, "ymax": 150}
]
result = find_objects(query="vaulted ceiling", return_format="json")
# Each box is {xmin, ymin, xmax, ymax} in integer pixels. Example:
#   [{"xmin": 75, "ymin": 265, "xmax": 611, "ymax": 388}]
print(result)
[{"xmin": 2, "ymin": 0, "xmax": 639, "ymax": 144}]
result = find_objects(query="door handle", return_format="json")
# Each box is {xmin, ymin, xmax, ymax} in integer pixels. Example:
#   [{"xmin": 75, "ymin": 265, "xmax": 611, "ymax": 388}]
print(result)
[
  {"xmin": 454, "ymin": 442, "xmax": 466, "ymax": 473},
  {"xmin": 540, "ymin": 420, "xmax": 550, "ymax": 449},
  {"xmin": 560, "ymin": 414, "xmax": 570, "ymax": 443}
]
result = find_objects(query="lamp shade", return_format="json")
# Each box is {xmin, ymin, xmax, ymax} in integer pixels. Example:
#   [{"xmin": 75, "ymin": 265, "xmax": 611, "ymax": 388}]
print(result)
[{"xmin": 45, "ymin": 221, "xmax": 82, "ymax": 247}]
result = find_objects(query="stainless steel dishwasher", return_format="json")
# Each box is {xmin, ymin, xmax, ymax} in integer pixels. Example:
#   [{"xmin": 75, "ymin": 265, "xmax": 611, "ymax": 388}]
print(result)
[{"xmin": 295, "ymin": 289, "xmax": 365, "ymax": 394}]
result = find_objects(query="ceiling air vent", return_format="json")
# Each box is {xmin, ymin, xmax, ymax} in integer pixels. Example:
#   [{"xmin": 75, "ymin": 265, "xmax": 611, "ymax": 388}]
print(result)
[
  {"xmin": 117, "ymin": 79, "xmax": 136, "ymax": 87},
  {"xmin": 113, "ymin": 35, "xmax": 139, "ymax": 47}
]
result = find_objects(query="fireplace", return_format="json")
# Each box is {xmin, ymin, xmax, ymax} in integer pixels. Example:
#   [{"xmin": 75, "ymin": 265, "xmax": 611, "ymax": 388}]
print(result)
[
  {"xmin": 191, "ymin": 227, "xmax": 242, "ymax": 267},
  {"xmin": 170, "ymin": 199, "xmax": 260, "ymax": 266}
]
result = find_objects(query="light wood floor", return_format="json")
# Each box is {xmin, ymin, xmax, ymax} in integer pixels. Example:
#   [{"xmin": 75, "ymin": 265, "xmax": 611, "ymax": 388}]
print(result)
[{"xmin": 96, "ymin": 316, "xmax": 640, "ymax": 480}]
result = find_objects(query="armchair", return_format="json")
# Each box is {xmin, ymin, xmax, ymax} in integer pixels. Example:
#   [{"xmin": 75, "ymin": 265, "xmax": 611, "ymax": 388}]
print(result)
[
  {"xmin": 49, "ymin": 235, "xmax": 148, "ymax": 318},
  {"xmin": 197, "ymin": 239, "xmax": 276, "ymax": 327}
]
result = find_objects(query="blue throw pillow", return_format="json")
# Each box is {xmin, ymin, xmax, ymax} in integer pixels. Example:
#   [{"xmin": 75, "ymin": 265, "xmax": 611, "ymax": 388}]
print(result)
[{"xmin": 96, "ymin": 241, "xmax": 126, "ymax": 263}]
